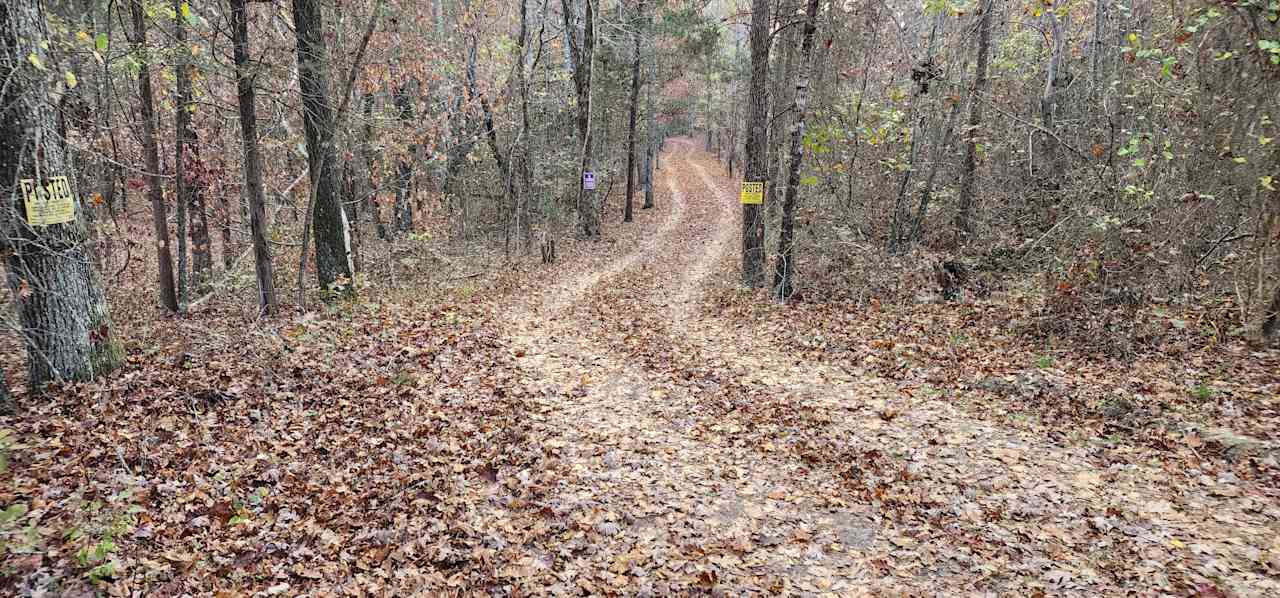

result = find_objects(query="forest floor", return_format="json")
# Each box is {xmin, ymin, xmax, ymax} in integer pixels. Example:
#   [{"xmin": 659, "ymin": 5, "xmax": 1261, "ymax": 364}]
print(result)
[{"xmin": 3, "ymin": 139, "xmax": 1279, "ymax": 596}]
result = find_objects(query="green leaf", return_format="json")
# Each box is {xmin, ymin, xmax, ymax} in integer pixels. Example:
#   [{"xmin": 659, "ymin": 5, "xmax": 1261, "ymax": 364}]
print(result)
[
  {"xmin": 64, "ymin": 71, "xmax": 78, "ymax": 88},
  {"xmin": 0, "ymin": 502, "xmax": 28, "ymax": 524},
  {"xmin": 27, "ymin": 52, "xmax": 45, "ymax": 71},
  {"xmin": 800, "ymin": 175, "xmax": 818, "ymax": 186},
  {"xmin": 95, "ymin": 32, "xmax": 108, "ymax": 53}
]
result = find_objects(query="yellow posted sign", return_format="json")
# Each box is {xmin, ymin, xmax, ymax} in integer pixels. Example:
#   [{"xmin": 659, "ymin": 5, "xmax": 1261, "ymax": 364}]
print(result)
[
  {"xmin": 19, "ymin": 176, "xmax": 76, "ymax": 226},
  {"xmin": 740, "ymin": 181, "xmax": 764, "ymax": 204}
]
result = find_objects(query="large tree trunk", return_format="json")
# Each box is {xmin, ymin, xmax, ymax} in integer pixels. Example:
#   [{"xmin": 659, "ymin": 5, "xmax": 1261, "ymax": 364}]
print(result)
[
  {"xmin": 742, "ymin": 0, "xmax": 771, "ymax": 288},
  {"xmin": 231, "ymin": 0, "xmax": 278, "ymax": 315},
  {"xmin": 1, "ymin": 0, "xmax": 122, "ymax": 385},
  {"xmin": 292, "ymin": 0, "xmax": 354, "ymax": 298},
  {"xmin": 623, "ymin": 1, "xmax": 644, "ymax": 224},
  {"xmin": 126, "ymin": 0, "xmax": 177, "ymax": 312},
  {"xmin": 954, "ymin": 0, "xmax": 994, "ymax": 239},
  {"xmin": 771, "ymin": 0, "xmax": 820, "ymax": 302}
]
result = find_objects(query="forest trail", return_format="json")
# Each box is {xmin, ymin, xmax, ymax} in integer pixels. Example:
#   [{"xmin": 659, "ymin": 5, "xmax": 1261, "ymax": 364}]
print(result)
[{"xmin": 497, "ymin": 139, "xmax": 1280, "ymax": 595}]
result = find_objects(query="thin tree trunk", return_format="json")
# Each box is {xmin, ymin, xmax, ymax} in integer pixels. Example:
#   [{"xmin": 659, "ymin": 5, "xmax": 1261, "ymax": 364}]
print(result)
[
  {"xmin": 955, "ymin": 0, "xmax": 994, "ymax": 238},
  {"xmin": 771, "ymin": 0, "xmax": 820, "ymax": 302},
  {"xmin": 127, "ymin": 0, "xmax": 177, "ymax": 312},
  {"xmin": 1264, "ymin": 281, "xmax": 1280, "ymax": 344},
  {"xmin": 172, "ymin": 0, "xmax": 194, "ymax": 303},
  {"xmin": 394, "ymin": 82, "xmax": 415, "ymax": 233},
  {"xmin": 623, "ymin": 0, "xmax": 644, "ymax": 223},
  {"xmin": 911, "ymin": 91, "xmax": 963, "ymax": 243},
  {"xmin": 1, "ymin": 0, "xmax": 122, "ymax": 385},
  {"xmin": 890, "ymin": 12, "xmax": 943, "ymax": 252},
  {"xmin": 175, "ymin": 5, "xmax": 212, "ymax": 291},
  {"xmin": 642, "ymin": 9, "xmax": 656, "ymax": 210},
  {"xmin": 0, "ymin": 365, "xmax": 10, "ymax": 410},
  {"xmin": 231, "ymin": 0, "xmax": 278, "ymax": 315},
  {"xmin": 361, "ymin": 93, "xmax": 385, "ymax": 239},
  {"xmin": 1038, "ymin": 8, "xmax": 1066, "ymax": 193},
  {"xmin": 742, "ymin": 0, "xmax": 771, "ymax": 288},
  {"xmin": 513, "ymin": 0, "xmax": 534, "ymax": 250},
  {"xmin": 292, "ymin": 0, "xmax": 354, "ymax": 300}
]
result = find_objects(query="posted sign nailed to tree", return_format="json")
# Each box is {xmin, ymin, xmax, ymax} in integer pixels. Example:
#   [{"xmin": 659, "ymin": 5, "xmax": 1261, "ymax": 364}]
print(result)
[
  {"xmin": 583, "ymin": 171, "xmax": 596, "ymax": 190},
  {"xmin": 740, "ymin": 181, "xmax": 764, "ymax": 204},
  {"xmin": 19, "ymin": 176, "xmax": 77, "ymax": 226}
]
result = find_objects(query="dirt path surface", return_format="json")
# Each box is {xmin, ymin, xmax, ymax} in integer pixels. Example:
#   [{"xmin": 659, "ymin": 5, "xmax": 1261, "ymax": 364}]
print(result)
[{"xmin": 493, "ymin": 139, "xmax": 1279, "ymax": 596}]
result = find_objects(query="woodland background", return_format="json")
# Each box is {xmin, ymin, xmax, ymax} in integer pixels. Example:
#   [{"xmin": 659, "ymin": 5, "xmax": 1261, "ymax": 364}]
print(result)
[{"xmin": 1, "ymin": 0, "xmax": 1279, "ymax": 594}]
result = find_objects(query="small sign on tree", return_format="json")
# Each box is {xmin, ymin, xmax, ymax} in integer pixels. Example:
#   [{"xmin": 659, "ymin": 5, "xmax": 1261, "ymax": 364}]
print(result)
[
  {"xmin": 20, "ymin": 176, "xmax": 77, "ymax": 226},
  {"xmin": 740, "ymin": 181, "xmax": 764, "ymax": 204},
  {"xmin": 583, "ymin": 171, "xmax": 596, "ymax": 190}
]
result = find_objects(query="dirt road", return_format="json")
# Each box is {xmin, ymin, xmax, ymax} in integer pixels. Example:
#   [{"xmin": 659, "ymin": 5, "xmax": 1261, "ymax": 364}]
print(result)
[{"xmin": 496, "ymin": 139, "xmax": 1278, "ymax": 596}]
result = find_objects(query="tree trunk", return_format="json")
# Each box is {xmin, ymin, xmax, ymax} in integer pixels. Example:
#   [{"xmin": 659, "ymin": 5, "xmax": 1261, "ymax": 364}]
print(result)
[
  {"xmin": 1, "ymin": 0, "xmax": 122, "ymax": 385},
  {"xmin": 231, "ymin": 0, "xmax": 278, "ymax": 315},
  {"xmin": 911, "ymin": 89, "xmax": 963, "ymax": 244},
  {"xmin": 890, "ymin": 12, "xmax": 943, "ymax": 252},
  {"xmin": 563, "ymin": 0, "xmax": 598, "ymax": 238},
  {"xmin": 771, "ymin": 0, "xmax": 820, "ymax": 302},
  {"xmin": 394, "ymin": 82, "xmax": 415, "ymax": 233},
  {"xmin": 291, "ymin": 0, "xmax": 354, "ymax": 298},
  {"xmin": 174, "ymin": 2, "xmax": 211, "ymax": 292},
  {"xmin": 512, "ymin": 0, "xmax": 533, "ymax": 250},
  {"xmin": 766, "ymin": 6, "xmax": 798, "ymax": 237},
  {"xmin": 1263, "ymin": 282, "xmax": 1280, "ymax": 344},
  {"xmin": 1037, "ymin": 9, "xmax": 1067, "ymax": 193},
  {"xmin": 742, "ymin": 0, "xmax": 771, "ymax": 288},
  {"xmin": 361, "ymin": 93, "xmax": 384, "ymax": 239},
  {"xmin": 172, "ymin": 0, "xmax": 190, "ymax": 306},
  {"xmin": 955, "ymin": 0, "xmax": 994, "ymax": 239},
  {"xmin": 642, "ymin": 12, "xmax": 656, "ymax": 210},
  {"xmin": 623, "ymin": 1, "xmax": 644, "ymax": 224},
  {"xmin": 0, "ymin": 364, "xmax": 10, "ymax": 410},
  {"xmin": 127, "ymin": 0, "xmax": 177, "ymax": 312}
]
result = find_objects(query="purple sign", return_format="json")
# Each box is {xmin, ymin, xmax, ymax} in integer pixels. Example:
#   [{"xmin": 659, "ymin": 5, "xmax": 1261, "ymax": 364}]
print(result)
[{"xmin": 583, "ymin": 171, "xmax": 596, "ymax": 190}]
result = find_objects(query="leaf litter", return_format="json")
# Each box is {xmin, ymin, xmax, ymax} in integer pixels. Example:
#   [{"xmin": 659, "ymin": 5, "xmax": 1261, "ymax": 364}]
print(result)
[{"xmin": 2, "ymin": 139, "xmax": 1278, "ymax": 596}]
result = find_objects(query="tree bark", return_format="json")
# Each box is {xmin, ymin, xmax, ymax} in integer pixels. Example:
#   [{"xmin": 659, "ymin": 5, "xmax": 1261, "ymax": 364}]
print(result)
[
  {"xmin": 174, "ymin": 0, "xmax": 211, "ymax": 292},
  {"xmin": 126, "ymin": 0, "xmax": 177, "ymax": 312},
  {"xmin": 393, "ymin": 82, "xmax": 415, "ymax": 233},
  {"xmin": 955, "ymin": 0, "xmax": 994, "ymax": 239},
  {"xmin": 0, "ymin": 364, "xmax": 10, "ymax": 410},
  {"xmin": 1263, "ymin": 281, "xmax": 1280, "ymax": 344},
  {"xmin": 1, "ymin": 0, "xmax": 122, "ymax": 385},
  {"xmin": 623, "ymin": 0, "xmax": 644, "ymax": 224},
  {"xmin": 563, "ymin": 0, "xmax": 599, "ymax": 238},
  {"xmin": 512, "ymin": 0, "xmax": 533, "ymax": 250},
  {"xmin": 742, "ymin": 0, "xmax": 771, "ymax": 288},
  {"xmin": 291, "ymin": 0, "xmax": 354, "ymax": 299},
  {"xmin": 642, "ymin": 10, "xmax": 656, "ymax": 210},
  {"xmin": 771, "ymin": 0, "xmax": 820, "ymax": 302},
  {"xmin": 231, "ymin": 0, "xmax": 278, "ymax": 315},
  {"xmin": 1037, "ymin": 8, "xmax": 1067, "ymax": 193},
  {"xmin": 361, "ymin": 93, "xmax": 385, "ymax": 239}
]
